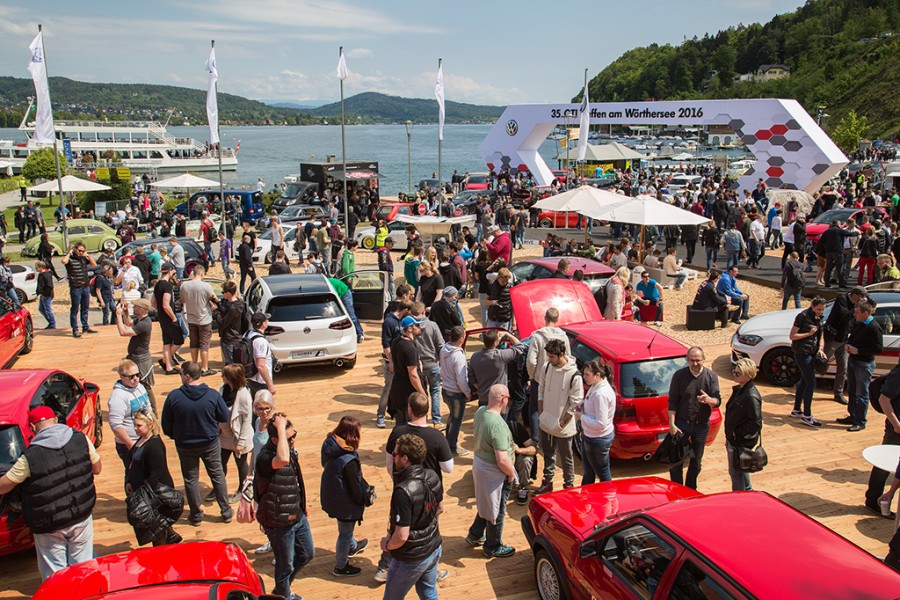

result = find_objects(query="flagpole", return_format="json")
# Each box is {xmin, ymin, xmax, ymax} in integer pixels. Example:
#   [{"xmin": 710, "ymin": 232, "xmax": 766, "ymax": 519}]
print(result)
[
  {"xmin": 35, "ymin": 25, "xmax": 67, "ymax": 248},
  {"xmin": 212, "ymin": 40, "xmax": 225, "ymax": 237},
  {"xmin": 339, "ymin": 47, "xmax": 349, "ymax": 237},
  {"xmin": 436, "ymin": 59, "xmax": 443, "ymax": 218}
]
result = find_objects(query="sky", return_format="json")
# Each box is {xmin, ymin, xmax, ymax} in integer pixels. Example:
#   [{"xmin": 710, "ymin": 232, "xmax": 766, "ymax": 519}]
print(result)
[{"xmin": 2, "ymin": 0, "xmax": 806, "ymax": 107}]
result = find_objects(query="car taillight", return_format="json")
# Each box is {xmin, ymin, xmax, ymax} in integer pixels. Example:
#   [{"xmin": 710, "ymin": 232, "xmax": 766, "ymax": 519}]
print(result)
[
  {"xmin": 329, "ymin": 318, "xmax": 353, "ymax": 330},
  {"xmin": 200, "ymin": 251, "xmax": 208, "ymax": 260},
  {"xmin": 26, "ymin": 273, "xmax": 35, "ymax": 280},
  {"xmin": 614, "ymin": 403, "xmax": 636, "ymax": 421}
]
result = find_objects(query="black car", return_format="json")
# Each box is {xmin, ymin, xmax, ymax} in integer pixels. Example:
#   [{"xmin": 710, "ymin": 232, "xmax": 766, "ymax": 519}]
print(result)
[
  {"xmin": 115, "ymin": 237, "xmax": 210, "ymax": 274},
  {"xmin": 451, "ymin": 189, "xmax": 501, "ymax": 214}
]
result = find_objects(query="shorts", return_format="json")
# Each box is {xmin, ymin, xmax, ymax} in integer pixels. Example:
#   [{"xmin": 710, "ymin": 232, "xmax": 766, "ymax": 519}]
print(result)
[
  {"xmin": 188, "ymin": 323, "xmax": 212, "ymax": 350},
  {"xmin": 160, "ymin": 320, "xmax": 185, "ymax": 346}
]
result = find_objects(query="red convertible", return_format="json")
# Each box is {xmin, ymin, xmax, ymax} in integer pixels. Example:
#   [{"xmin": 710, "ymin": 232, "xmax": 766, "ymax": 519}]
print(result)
[
  {"xmin": 523, "ymin": 477, "xmax": 900, "ymax": 600},
  {"xmin": 0, "ymin": 295, "xmax": 33, "ymax": 368},
  {"xmin": 0, "ymin": 369, "xmax": 102, "ymax": 557}
]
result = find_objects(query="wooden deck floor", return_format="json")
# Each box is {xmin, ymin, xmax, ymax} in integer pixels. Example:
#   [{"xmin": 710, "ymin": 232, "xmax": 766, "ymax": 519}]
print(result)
[{"xmin": 0, "ymin": 303, "xmax": 895, "ymax": 599}]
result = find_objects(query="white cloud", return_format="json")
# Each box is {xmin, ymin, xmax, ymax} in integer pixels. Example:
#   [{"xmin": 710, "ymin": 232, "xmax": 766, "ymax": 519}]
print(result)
[{"xmin": 346, "ymin": 48, "xmax": 373, "ymax": 59}]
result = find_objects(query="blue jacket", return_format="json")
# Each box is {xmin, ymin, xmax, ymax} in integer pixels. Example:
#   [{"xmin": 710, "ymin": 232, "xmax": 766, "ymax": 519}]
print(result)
[
  {"xmin": 161, "ymin": 383, "xmax": 229, "ymax": 447},
  {"xmin": 716, "ymin": 272, "xmax": 744, "ymax": 300}
]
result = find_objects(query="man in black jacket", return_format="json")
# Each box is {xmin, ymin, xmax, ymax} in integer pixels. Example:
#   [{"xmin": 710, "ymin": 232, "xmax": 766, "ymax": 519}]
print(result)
[
  {"xmin": 237, "ymin": 234, "xmax": 256, "ymax": 294},
  {"xmin": 215, "ymin": 280, "xmax": 244, "ymax": 365},
  {"xmin": 823, "ymin": 286, "xmax": 867, "ymax": 404},
  {"xmin": 818, "ymin": 220, "xmax": 859, "ymax": 288},
  {"xmin": 691, "ymin": 271, "xmax": 729, "ymax": 327},
  {"xmin": 429, "ymin": 286, "xmax": 463, "ymax": 340},
  {"xmin": 839, "ymin": 301, "xmax": 884, "ymax": 432},
  {"xmin": 255, "ymin": 412, "xmax": 314, "ymax": 600}
]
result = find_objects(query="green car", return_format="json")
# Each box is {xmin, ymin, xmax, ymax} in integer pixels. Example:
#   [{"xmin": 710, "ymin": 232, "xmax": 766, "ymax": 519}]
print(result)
[{"xmin": 22, "ymin": 219, "xmax": 122, "ymax": 256}]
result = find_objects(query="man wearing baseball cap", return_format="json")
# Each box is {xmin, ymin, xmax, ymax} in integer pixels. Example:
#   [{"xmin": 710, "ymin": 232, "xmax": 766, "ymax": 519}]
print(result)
[
  {"xmin": 0, "ymin": 406, "xmax": 102, "ymax": 580},
  {"xmin": 388, "ymin": 315, "xmax": 427, "ymax": 425},
  {"xmin": 245, "ymin": 311, "xmax": 276, "ymax": 398},
  {"xmin": 116, "ymin": 296, "xmax": 158, "ymax": 413}
]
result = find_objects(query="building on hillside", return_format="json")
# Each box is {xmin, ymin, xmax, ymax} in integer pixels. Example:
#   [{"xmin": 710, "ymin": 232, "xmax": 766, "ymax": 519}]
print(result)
[{"xmin": 733, "ymin": 64, "xmax": 791, "ymax": 84}]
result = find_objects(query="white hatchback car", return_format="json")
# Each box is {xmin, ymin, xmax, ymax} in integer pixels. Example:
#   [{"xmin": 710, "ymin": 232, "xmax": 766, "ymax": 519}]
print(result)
[
  {"xmin": 251, "ymin": 224, "xmax": 301, "ymax": 265},
  {"xmin": 243, "ymin": 274, "xmax": 357, "ymax": 370},
  {"xmin": 10, "ymin": 264, "xmax": 38, "ymax": 303},
  {"xmin": 355, "ymin": 220, "xmax": 411, "ymax": 252}
]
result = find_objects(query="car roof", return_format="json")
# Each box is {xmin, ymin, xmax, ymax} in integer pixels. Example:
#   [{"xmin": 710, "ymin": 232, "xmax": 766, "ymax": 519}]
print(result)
[
  {"xmin": 645, "ymin": 491, "xmax": 900, "ymax": 595},
  {"xmin": 260, "ymin": 274, "xmax": 332, "ymax": 296},
  {"xmin": 564, "ymin": 321, "xmax": 687, "ymax": 361},
  {"xmin": 864, "ymin": 290, "xmax": 900, "ymax": 304},
  {"xmin": 519, "ymin": 256, "xmax": 615, "ymax": 275},
  {"xmin": 66, "ymin": 219, "xmax": 109, "ymax": 227},
  {"xmin": 0, "ymin": 370, "xmax": 60, "ymax": 424},
  {"xmin": 126, "ymin": 237, "xmax": 197, "ymax": 245}
]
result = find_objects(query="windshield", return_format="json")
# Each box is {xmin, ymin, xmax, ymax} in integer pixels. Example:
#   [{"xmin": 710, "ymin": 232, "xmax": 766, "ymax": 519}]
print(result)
[
  {"xmin": 468, "ymin": 175, "xmax": 488, "ymax": 184},
  {"xmin": 267, "ymin": 294, "xmax": 343, "ymax": 321},
  {"xmin": 813, "ymin": 209, "xmax": 854, "ymax": 224},
  {"xmin": 281, "ymin": 183, "xmax": 309, "ymax": 198},
  {"xmin": 619, "ymin": 357, "xmax": 689, "ymax": 399},
  {"xmin": 0, "ymin": 425, "xmax": 26, "ymax": 468}
]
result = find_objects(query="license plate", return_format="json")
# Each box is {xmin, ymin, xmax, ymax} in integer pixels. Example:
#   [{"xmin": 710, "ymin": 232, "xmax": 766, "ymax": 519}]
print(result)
[
  {"xmin": 291, "ymin": 350, "xmax": 324, "ymax": 359},
  {"xmin": 657, "ymin": 433, "xmax": 668, "ymax": 443}
]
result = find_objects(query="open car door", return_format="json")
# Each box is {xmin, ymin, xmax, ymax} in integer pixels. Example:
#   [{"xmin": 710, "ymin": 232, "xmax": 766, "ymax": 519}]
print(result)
[{"xmin": 341, "ymin": 270, "xmax": 389, "ymax": 321}]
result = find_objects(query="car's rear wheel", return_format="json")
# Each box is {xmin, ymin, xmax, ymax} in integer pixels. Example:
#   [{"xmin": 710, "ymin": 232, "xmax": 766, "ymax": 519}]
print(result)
[
  {"xmin": 93, "ymin": 398, "xmax": 103, "ymax": 448},
  {"xmin": 539, "ymin": 217, "xmax": 554, "ymax": 229},
  {"xmin": 761, "ymin": 347, "xmax": 800, "ymax": 386},
  {"xmin": 15, "ymin": 288, "xmax": 28, "ymax": 303},
  {"xmin": 361, "ymin": 236, "xmax": 375, "ymax": 250},
  {"xmin": 102, "ymin": 239, "xmax": 119, "ymax": 252},
  {"xmin": 21, "ymin": 319, "xmax": 33, "ymax": 355},
  {"xmin": 534, "ymin": 549, "xmax": 568, "ymax": 600}
]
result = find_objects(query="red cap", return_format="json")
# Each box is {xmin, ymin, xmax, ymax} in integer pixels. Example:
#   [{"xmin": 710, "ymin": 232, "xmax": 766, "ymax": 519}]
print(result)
[{"xmin": 28, "ymin": 406, "xmax": 56, "ymax": 426}]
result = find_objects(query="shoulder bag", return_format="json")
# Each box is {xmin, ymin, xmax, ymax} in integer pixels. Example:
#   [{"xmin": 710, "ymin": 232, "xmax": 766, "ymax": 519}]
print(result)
[{"xmin": 735, "ymin": 431, "xmax": 768, "ymax": 473}]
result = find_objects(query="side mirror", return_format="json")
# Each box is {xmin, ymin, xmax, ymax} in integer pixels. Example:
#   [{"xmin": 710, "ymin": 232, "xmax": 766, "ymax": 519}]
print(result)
[{"xmin": 579, "ymin": 541, "xmax": 597, "ymax": 559}]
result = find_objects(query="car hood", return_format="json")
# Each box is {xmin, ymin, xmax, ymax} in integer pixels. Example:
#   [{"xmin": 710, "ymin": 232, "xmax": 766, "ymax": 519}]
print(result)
[
  {"xmin": 737, "ymin": 308, "xmax": 802, "ymax": 337},
  {"xmin": 511, "ymin": 279, "xmax": 601, "ymax": 338},
  {"xmin": 805, "ymin": 223, "xmax": 827, "ymax": 236}
]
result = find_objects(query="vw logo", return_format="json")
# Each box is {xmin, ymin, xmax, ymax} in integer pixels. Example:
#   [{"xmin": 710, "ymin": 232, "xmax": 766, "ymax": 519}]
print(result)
[
  {"xmin": 303, "ymin": 326, "xmax": 311, "ymax": 334},
  {"xmin": 506, "ymin": 120, "xmax": 518, "ymax": 136}
]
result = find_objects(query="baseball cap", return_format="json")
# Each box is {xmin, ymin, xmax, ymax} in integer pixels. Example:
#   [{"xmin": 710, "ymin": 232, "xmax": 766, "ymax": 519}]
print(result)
[
  {"xmin": 131, "ymin": 298, "xmax": 151, "ymax": 310},
  {"xmin": 251, "ymin": 311, "xmax": 271, "ymax": 327},
  {"xmin": 443, "ymin": 286, "xmax": 459, "ymax": 298},
  {"xmin": 28, "ymin": 406, "xmax": 56, "ymax": 426},
  {"xmin": 487, "ymin": 225, "xmax": 500, "ymax": 233},
  {"xmin": 401, "ymin": 315, "xmax": 425, "ymax": 329},
  {"xmin": 160, "ymin": 262, "xmax": 175, "ymax": 272}
]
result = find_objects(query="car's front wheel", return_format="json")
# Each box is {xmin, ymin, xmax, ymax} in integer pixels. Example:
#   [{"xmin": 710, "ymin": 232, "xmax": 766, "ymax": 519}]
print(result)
[
  {"xmin": 539, "ymin": 217, "xmax": 554, "ymax": 229},
  {"xmin": 761, "ymin": 347, "xmax": 801, "ymax": 386},
  {"xmin": 534, "ymin": 549, "xmax": 569, "ymax": 600},
  {"xmin": 102, "ymin": 238, "xmax": 119, "ymax": 252},
  {"xmin": 361, "ymin": 236, "xmax": 376, "ymax": 250}
]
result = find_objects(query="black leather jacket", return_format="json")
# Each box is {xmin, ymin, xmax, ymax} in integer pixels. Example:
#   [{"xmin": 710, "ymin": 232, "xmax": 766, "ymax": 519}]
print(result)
[{"xmin": 724, "ymin": 382, "xmax": 763, "ymax": 449}]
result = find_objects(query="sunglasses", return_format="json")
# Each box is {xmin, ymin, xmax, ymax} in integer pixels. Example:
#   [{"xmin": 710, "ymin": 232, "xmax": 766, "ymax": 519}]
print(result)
[
  {"xmin": 122, "ymin": 372, "xmax": 140, "ymax": 379},
  {"xmin": 287, "ymin": 433, "xmax": 297, "ymax": 442}
]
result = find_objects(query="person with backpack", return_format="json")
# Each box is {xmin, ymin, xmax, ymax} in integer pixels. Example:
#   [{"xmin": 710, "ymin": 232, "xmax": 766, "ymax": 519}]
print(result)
[
  {"xmin": 215, "ymin": 281, "xmax": 246, "ymax": 366},
  {"xmin": 781, "ymin": 251, "xmax": 805, "ymax": 310},
  {"xmin": 198, "ymin": 213, "xmax": 216, "ymax": 267},
  {"xmin": 239, "ymin": 312, "xmax": 276, "ymax": 398}
]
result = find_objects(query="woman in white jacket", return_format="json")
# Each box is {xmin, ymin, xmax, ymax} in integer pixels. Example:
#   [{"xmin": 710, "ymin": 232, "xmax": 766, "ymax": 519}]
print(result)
[
  {"xmin": 213, "ymin": 363, "xmax": 254, "ymax": 503},
  {"xmin": 578, "ymin": 360, "xmax": 616, "ymax": 484}
]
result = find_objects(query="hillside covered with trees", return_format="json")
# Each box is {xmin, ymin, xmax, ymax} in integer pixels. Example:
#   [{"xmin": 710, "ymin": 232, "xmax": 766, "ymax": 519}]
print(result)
[{"xmin": 578, "ymin": 0, "xmax": 900, "ymax": 138}]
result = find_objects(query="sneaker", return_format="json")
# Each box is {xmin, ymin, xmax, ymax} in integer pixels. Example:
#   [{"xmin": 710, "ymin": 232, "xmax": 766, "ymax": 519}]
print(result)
[
  {"xmin": 201, "ymin": 369, "xmax": 218, "ymax": 377},
  {"xmin": 228, "ymin": 493, "xmax": 240, "ymax": 504},
  {"xmin": 483, "ymin": 545, "xmax": 516, "ymax": 559},
  {"xmin": 535, "ymin": 481, "xmax": 554, "ymax": 495},
  {"xmin": 348, "ymin": 538, "xmax": 368, "ymax": 557},
  {"xmin": 172, "ymin": 354, "xmax": 184, "ymax": 364},
  {"xmin": 452, "ymin": 447, "xmax": 470, "ymax": 457},
  {"xmin": 357, "ymin": 335, "xmax": 365, "ymax": 343},
  {"xmin": 464, "ymin": 534, "xmax": 486, "ymax": 547},
  {"xmin": 72, "ymin": 330, "xmax": 82, "ymax": 338},
  {"xmin": 437, "ymin": 569, "xmax": 449, "ymax": 582},
  {"xmin": 801, "ymin": 415, "xmax": 822, "ymax": 428},
  {"xmin": 333, "ymin": 564, "xmax": 362, "ymax": 577},
  {"xmin": 376, "ymin": 415, "xmax": 386, "ymax": 429},
  {"xmin": 374, "ymin": 567, "xmax": 389, "ymax": 583},
  {"xmin": 789, "ymin": 409, "xmax": 803, "ymax": 418},
  {"xmin": 254, "ymin": 541, "xmax": 272, "ymax": 555},
  {"xmin": 516, "ymin": 489, "xmax": 529, "ymax": 505},
  {"xmin": 222, "ymin": 510, "xmax": 233, "ymax": 523},
  {"xmin": 432, "ymin": 423, "xmax": 445, "ymax": 431},
  {"xmin": 848, "ymin": 424, "xmax": 866, "ymax": 432}
]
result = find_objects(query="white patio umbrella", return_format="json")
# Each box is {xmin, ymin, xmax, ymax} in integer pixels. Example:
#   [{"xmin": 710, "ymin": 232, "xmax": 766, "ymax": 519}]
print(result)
[
  {"xmin": 150, "ymin": 173, "xmax": 221, "ymax": 189},
  {"xmin": 532, "ymin": 185, "xmax": 626, "ymax": 212},
  {"xmin": 28, "ymin": 174, "xmax": 111, "ymax": 193}
]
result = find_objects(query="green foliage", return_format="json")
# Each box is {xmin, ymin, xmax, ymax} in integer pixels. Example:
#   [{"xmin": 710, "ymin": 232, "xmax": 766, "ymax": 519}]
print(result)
[
  {"xmin": 262, "ymin": 190, "xmax": 281, "ymax": 213},
  {"xmin": 831, "ymin": 109, "xmax": 870, "ymax": 152},
  {"xmin": 308, "ymin": 92, "xmax": 503, "ymax": 124},
  {"xmin": 579, "ymin": 0, "xmax": 900, "ymax": 138},
  {"xmin": 22, "ymin": 147, "xmax": 68, "ymax": 181}
]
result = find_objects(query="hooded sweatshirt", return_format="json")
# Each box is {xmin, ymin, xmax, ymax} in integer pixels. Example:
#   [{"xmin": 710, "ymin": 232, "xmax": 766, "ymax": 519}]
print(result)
[
  {"xmin": 108, "ymin": 380, "xmax": 152, "ymax": 444},
  {"xmin": 538, "ymin": 359, "xmax": 584, "ymax": 438},
  {"xmin": 439, "ymin": 342, "xmax": 470, "ymax": 398},
  {"xmin": 526, "ymin": 326, "xmax": 571, "ymax": 382},
  {"xmin": 161, "ymin": 382, "xmax": 229, "ymax": 448}
]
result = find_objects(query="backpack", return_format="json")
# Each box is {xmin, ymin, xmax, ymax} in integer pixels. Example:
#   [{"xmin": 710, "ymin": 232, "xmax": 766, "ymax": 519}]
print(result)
[
  {"xmin": 594, "ymin": 280, "xmax": 610, "ymax": 314},
  {"xmin": 233, "ymin": 331, "xmax": 265, "ymax": 378},
  {"xmin": 787, "ymin": 263, "xmax": 805, "ymax": 289},
  {"xmin": 870, "ymin": 367, "xmax": 900, "ymax": 415}
]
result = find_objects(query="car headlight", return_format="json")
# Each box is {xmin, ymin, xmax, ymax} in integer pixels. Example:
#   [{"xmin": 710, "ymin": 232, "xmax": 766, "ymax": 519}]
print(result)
[{"xmin": 736, "ymin": 334, "xmax": 762, "ymax": 346}]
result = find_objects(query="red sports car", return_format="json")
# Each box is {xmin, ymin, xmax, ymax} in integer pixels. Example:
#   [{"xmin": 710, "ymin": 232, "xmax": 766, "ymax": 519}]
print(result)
[
  {"xmin": 33, "ymin": 541, "xmax": 266, "ymax": 599},
  {"xmin": 0, "ymin": 295, "xmax": 33, "ymax": 368},
  {"xmin": 0, "ymin": 369, "xmax": 102, "ymax": 557},
  {"xmin": 522, "ymin": 477, "xmax": 900, "ymax": 600},
  {"xmin": 804, "ymin": 206, "xmax": 888, "ymax": 244},
  {"xmin": 536, "ymin": 210, "xmax": 600, "ymax": 229}
]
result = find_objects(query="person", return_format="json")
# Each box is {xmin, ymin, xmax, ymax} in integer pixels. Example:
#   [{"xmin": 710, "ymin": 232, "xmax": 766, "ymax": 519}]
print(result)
[
  {"xmin": 416, "ymin": 261, "xmax": 444, "ymax": 310},
  {"xmin": 747, "ymin": 212, "xmax": 765, "ymax": 269},
  {"xmin": 61, "ymin": 242, "xmax": 98, "ymax": 338},
  {"xmin": 321, "ymin": 416, "xmax": 370, "ymax": 577},
  {"xmin": 93, "ymin": 264, "xmax": 116, "ymax": 325},
  {"xmin": 168, "ymin": 237, "xmax": 186, "ymax": 280},
  {"xmin": 839, "ymin": 301, "xmax": 884, "ymax": 432},
  {"xmin": 405, "ymin": 302, "xmax": 444, "ymax": 428},
  {"xmin": 702, "ymin": 224, "xmax": 721, "ymax": 270},
  {"xmin": 823, "ymin": 287, "xmax": 867, "ymax": 406},
  {"xmin": 788, "ymin": 296, "xmax": 826, "ymax": 428},
  {"xmin": 439, "ymin": 326, "xmax": 471, "ymax": 455},
  {"xmin": 125, "ymin": 411, "xmax": 182, "ymax": 546},
  {"xmin": 108, "ymin": 358, "xmax": 155, "ymax": 468},
  {"xmin": 578, "ymin": 360, "xmax": 616, "ymax": 485},
  {"xmin": 881, "ymin": 462, "xmax": 900, "ymax": 571},
  {"xmin": 215, "ymin": 364, "xmax": 253, "ymax": 503},
  {"xmin": 717, "ymin": 265, "xmax": 750, "ymax": 324},
  {"xmin": 115, "ymin": 298, "xmax": 157, "ymax": 413},
  {"xmin": 536, "ymin": 339, "xmax": 583, "ymax": 494},
  {"xmin": 634, "ymin": 270, "xmax": 664, "ymax": 323},
  {"xmin": 484, "ymin": 224, "xmax": 513, "ymax": 264},
  {"xmin": 602, "ymin": 267, "xmax": 630, "ymax": 321},
  {"xmin": 469, "ymin": 329, "xmax": 524, "ymax": 403},
  {"xmin": 152, "ymin": 263, "xmax": 184, "ymax": 375},
  {"xmin": 36, "ymin": 233, "xmax": 60, "ymax": 281},
  {"xmin": 466, "ymin": 384, "xmax": 517, "ymax": 559},
  {"xmin": 161, "ymin": 361, "xmax": 233, "ymax": 526},
  {"xmin": 550, "ymin": 258, "xmax": 570, "ymax": 279},
  {"xmin": 214, "ymin": 280, "xmax": 245, "ymax": 365},
  {"xmin": 218, "ymin": 231, "xmax": 234, "ymax": 280},
  {"xmin": 255, "ymin": 412, "xmax": 315, "ymax": 600},
  {"xmin": 237, "ymin": 234, "xmax": 257, "ymax": 293},
  {"xmin": 0, "ymin": 406, "xmax": 102, "ymax": 580},
  {"xmin": 269, "ymin": 249, "xmax": 292, "ymax": 275},
  {"xmin": 381, "ymin": 434, "xmax": 444, "ymax": 598},
  {"xmin": 340, "ymin": 239, "xmax": 358, "ymax": 278},
  {"xmin": 865, "ymin": 363, "xmax": 900, "ymax": 518},
  {"xmin": 389, "ymin": 315, "xmax": 428, "ymax": 426},
  {"xmin": 269, "ymin": 215, "xmax": 285, "ymax": 259},
  {"xmin": 781, "ymin": 251, "xmax": 805, "ymax": 310},
  {"xmin": 486, "ymin": 267, "xmax": 513, "ymax": 329},
  {"xmin": 724, "ymin": 358, "xmax": 763, "ymax": 491},
  {"xmin": 722, "ymin": 222, "xmax": 746, "ymax": 269},
  {"xmin": 667, "ymin": 347, "xmax": 721, "ymax": 490},
  {"xmin": 379, "ymin": 296, "xmax": 411, "ymax": 428},
  {"xmin": 526, "ymin": 308, "xmax": 571, "ymax": 444},
  {"xmin": 35, "ymin": 261, "xmax": 56, "ymax": 329},
  {"xmin": 818, "ymin": 219, "xmax": 858, "ymax": 288},
  {"xmin": 148, "ymin": 243, "xmax": 162, "ymax": 284},
  {"xmin": 180, "ymin": 264, "xmax": 219, "ymax": 376},
  {"xmin": 18, "ymin": 175, "xmax": 26, "ymax": 202},
  {"xmin": 328, "ymin": 276, "xmax": 365, "ymax": 343},
  {"xmin": 245, "ymin": 311, "xmax": 277, "ymax": 398},
  {"xmin": 378, "ymin": 237, "xmax": 396, "ymax": 300},
  {"xmin": 429, "ymin": 286, "xmax": 462, "ymax": 340},
  {"xmin": 386, "ymin": 393, "xmax": 454, "ymax": 485},
  {"xmin": 249, "ymin": 391, "xmax": 276, "ymax": 556},
  {"xmin": 662, "ymin": 247, "xmax": 688, "ymax": 289}
]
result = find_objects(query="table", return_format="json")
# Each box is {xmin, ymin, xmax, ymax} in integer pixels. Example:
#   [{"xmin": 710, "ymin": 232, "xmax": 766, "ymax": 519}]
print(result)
[{"xmin": 862, "ymin": 445, "xmax": 900, "ymax": 530}]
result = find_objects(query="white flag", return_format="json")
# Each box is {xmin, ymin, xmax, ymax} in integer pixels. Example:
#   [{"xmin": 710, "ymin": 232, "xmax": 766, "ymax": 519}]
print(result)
[
  {"xmin": 577, "ymin": 75, "xmax": 590, "ymax": 162},
  {"xmin": 206, "ymin": 47, "xmax": 219, "ymax": 145},
  {"xmin": 27, "ymin": 32, "xmax": 55, "ymax": 145},
  {"xmin": 337, "ymin": 49, "xmax": 349, "ymax": 81},
  {"xmin": 435, "ymin": 62, "xmax": 445, "ymax": 141}
]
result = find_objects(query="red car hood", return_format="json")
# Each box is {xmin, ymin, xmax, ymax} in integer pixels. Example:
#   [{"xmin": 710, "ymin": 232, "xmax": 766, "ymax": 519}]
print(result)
[
  {"xmin": 805, "ymin": 223, "xmax": 827, "ymax": 238},
  {"xmin": 511, "ymin": 279, "xmax": 602, "ymax": 338}
]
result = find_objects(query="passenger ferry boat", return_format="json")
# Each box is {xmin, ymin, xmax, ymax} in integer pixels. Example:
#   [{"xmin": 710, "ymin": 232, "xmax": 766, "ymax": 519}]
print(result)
[{"xmin": 1, "ymin": 100, "xmax": 237, "ymax": 175}]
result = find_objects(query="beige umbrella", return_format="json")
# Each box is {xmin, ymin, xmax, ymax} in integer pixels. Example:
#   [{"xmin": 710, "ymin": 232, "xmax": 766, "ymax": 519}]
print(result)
[
  {"xmin": 28, "ymin": 174, "xmax": 111, "ymax": 192},
  {"xmin": 150, "ymin": 173, "xmax": 221, "ymax": 189}
]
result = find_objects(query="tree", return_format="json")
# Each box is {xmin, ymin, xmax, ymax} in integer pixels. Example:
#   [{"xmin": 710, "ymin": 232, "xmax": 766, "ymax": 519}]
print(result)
[
  {"xmin": 830, "ymin": 109, "xmax": 869, "ymax": 153},
  {"xmin": 21, "ymin": 147, "xmax": 68, "ymax": 182}
]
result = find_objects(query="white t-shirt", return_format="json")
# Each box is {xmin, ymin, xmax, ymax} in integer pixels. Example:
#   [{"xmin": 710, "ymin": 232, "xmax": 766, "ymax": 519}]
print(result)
[{"xmin": 249, "ymin": 332, "xmax": 273, "ymax": 384}]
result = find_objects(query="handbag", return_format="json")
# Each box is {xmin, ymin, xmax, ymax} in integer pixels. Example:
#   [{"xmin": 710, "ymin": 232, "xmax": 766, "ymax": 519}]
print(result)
[
  {"xmin": 735, "ymin": 432, "xmax": 768, "ymax": 473},
  {"xmin": 237, "ymin": 475, "xmax": 256, "ymax": 524},
  {"xmin": 653, "ymin": 431, "xmax": 695, "ymax": 466}
]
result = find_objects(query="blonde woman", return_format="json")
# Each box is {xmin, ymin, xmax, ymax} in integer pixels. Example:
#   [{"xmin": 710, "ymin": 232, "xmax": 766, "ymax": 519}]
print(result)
[
  {"xmin": 416, "ymin": 260, "xmax": 444, "ymax": 309},
  {"xmin": 212, "ymin": 364, "xmax": 254, "ymax": 504},
  {"xmin": 724, "ymin": 358, "xmax": 763, "ymax": 491},
  {"xmin": 123, "ymin": 280, "xmax": 141, "ymax": 318},
  {"xmin": 603, "ymin": 267, "xmax": 630, "ymax": 321}
]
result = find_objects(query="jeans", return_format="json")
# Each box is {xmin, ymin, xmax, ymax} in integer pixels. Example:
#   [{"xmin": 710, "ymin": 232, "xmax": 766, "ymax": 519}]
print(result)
[
  {"xmin": 669, "ymin": 420, "xmax": 709, "ymax": 490},
  {"xmin": 204, "ymin": 241, "xmax": 215, "ymax": 266},
  {"xmin": 387, "ymin": 274, "xmax": 396, "ymax": 301},
  {"xmin": 38, "ymin": 296, "xmax": 56, "ymax": 328},
  {"xmin": 176, "ymin": 312, "xmax": 189, "ymax": 338},
  {"xmin": 420, "ymin": 365, "xmax": 442, "ymax": 425},
  {"xmin": 729, "ymin": 295, "xmax": 750, "ymax": 320},
  {"xmin": 467, "ymin": 480, "xmax": 512, "ymax": 553},
  {"xmin": 726, "ymin": 250, "xmax": 741, "ymax": 269},
  {"xmin": 726, "ymin": 442, "xmax": 752, "ymax": 491},
  {"xmin": 175, "ymin": 439, "xmax": 231, "ymax": 522},
  {"xmin": 341, "ymin": 291, "xmax": 365, "ymax": 339},
  {"xmin": 847, "ymin": 358, "xmax": 874, "ymax": 426},
  {"xmin": 540, "ymin": 429, "xmax": 575, "ymax": 487},
  {"xmin": 781, "ymin": 287, "xmax": 802, "ymax": 310},
  {"xmin": 265, "ymin": 514, "xmax": 315, "ymax": 599},
  {"xmin": 793, "ymin": 352, "xmax": 817, "ymax": 417},
  {"xmin": 383, "ymin": 545, "xmax": 441, "ymax": 600},
  {"xmin": 515, "ymin": 229, "xmax": 525, "ymax": 248},
  {"xmin": 221, "ymin": 342, "xmax": 235, "ymax": 365},
  {"xmin": 69, "ymin": 286, "xmax": 90, "ymax": 332},
  {"xmin": 33, "ymin": 515, "xmax": 93, "ymax": 581},
  {"xmin": 221, "ymin": 257, "xmax": 234, "ymax": 278},
  {"xmin": 528, "ymin": 381, "xmax": 540, "ymax": 445},
  {"xmin": 335, "ymin": 519, "xmax": 358, "ymax": 569},
  {"xmin": 581, "ymin": 432, "xmax": 615, "ymax": 484},
  {"xmin": 100, "ymin": 301, "xmax": 115, "ymax": 325},
  {"xmin": 487, "ymin": 319, "xmax": 510, "ymax": 330},
  {"xmin": 747, "ymin": 239, "xmax": 760, "ymax": 267},
  {"xmin": 478, "ymin": 293, "xmax": 488, "ymax": 326},
  {"xmin": 378, "ymin": 358, "xmax": 393, "ymax": 418},
  {"xmin": 443, "ymin": 389, "xmax": 468, "ymax": 452},
  {"xmin": 823, "ymin": 337, "xmax": 848, "ymax": 397}
]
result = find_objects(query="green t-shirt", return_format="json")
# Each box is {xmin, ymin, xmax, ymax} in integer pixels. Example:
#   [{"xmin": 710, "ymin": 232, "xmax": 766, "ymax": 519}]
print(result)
[
  {"xmin": 473, "ymin": 405, "xmax": 513, "ymax": 465},
  {"xmin": 148, "ymin": 251, "xmax": 162, "ymax": 275},
  {"xmin": 328, "ymin": 277, "xmax": 348, "ymax": 298}
]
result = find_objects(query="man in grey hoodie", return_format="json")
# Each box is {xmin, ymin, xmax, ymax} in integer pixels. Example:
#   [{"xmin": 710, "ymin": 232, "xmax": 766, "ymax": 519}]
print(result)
[
  {"xmin": 536, "ymin": 339, "xmax": 583, "ymax": 495},
  {"xmin": 469, "ymin": 329, "xmax": 524, "ymax": 405},
  {"xmin": 526, "ymin": 308, "xmax": 571, "ymax": 445},
  {"xmin": 108, "ymin": 358, "xmax": 154, "ymax": 468},
  {"xmin": 440, "ymin": 326, "xmax": 471, "ymax": 454},
  {"xmin": 0, "ymin": 406, "xmax": 102, "ymax": 580},
  {"xmin": 410, "ymin": 302, "xmax": 445, "ymax": 429}
]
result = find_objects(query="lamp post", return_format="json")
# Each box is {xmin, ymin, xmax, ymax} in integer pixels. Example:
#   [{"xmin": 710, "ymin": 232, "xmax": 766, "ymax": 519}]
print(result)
[{"xmin": 405, "ymin": 120, "xmax": 414, "ymax": 197}]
